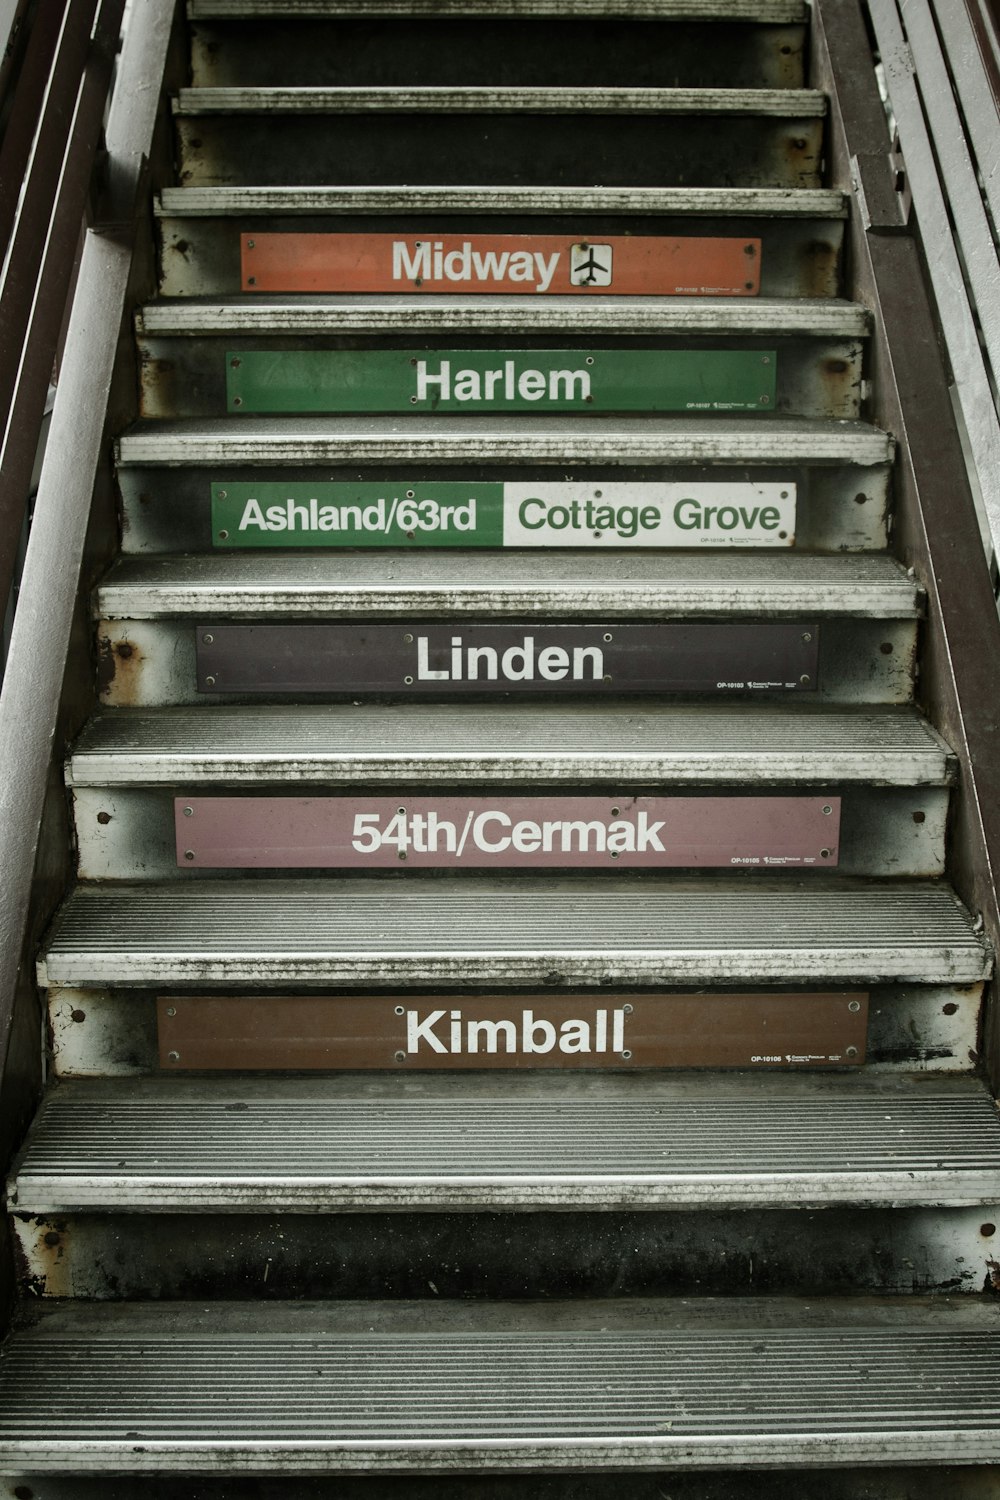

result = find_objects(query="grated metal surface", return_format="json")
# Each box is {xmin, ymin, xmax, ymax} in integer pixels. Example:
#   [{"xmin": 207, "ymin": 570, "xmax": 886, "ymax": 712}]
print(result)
[
  {"xmin": 136, "ymin": 294, "xmax": 868, "ymax": 337},
  {"xmin": 94, "ymin": 552, "xmax": 920, "ymax": 620},
  {"xmin": 173, "ymin": 85, "xmax": 827, "ymax": 115},
  {"xmin": 1, "ymin": 1299, "xmax": 999, "ymax": 1471},
  {"xmin": 156, "ymin": 184, "xmax": 846, "ymax": 217},
  {"xmin": 65, "ymin": 703, "xmax": 955, "ymax": 786},
  {"xmin": 10, "ymin": 1074, "xmax": 1000, "ymax": 1211},
  {"xmin": 36, "ymin": 878, "xmax": 992, "ymax": 986}
]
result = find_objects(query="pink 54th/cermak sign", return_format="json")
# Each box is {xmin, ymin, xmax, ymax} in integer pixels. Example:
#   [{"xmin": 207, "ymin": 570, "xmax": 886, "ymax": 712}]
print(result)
[{"xmin": 175, "ymin": 795, "xmax": 840, "ymax": 870}]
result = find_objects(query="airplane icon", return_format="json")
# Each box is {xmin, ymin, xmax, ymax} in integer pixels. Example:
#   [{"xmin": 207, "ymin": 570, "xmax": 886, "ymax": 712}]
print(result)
[{"xmin": 570, "ymin": 242, "xmax": 613, "ymax": 286}]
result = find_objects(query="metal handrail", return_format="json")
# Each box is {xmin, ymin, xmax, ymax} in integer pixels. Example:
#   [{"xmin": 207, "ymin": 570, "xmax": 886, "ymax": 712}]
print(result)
[
  {"xmin": 814, "ymin": 0, "xmax": 1000, "ymax": 1085},
  {"xmin": 0, "ymin": 0, "xmax": 175, "ymax": 1074},
  {"xmin": 865, "ymin": 0, "xmax": 1000, "ymax": 588}
]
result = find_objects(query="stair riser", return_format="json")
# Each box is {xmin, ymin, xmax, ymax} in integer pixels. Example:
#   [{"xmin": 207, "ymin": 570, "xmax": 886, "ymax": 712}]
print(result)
[
  {"xmin": 118, "ymin": 462, "xmax": 887, "ymax": 553},
  {"xmin": 188, "ymin": 19, "xmax": 807, "ymax": 90},
  {"xmin": 69, "ymin": 785, "xmax": 948, "ymax": 881},
  {"xmin": 5, "ymin": 1470, "xmax": 1000, "ymax": 1500},
  {"xmin": 13, "ymin": 1206, "xmax": 997, "ymax": 1300},
  {"xmin": 158, "ymin": 214, "xmax": 843, "ymax": 299},
  {"xmin": 137, "ymin": 335, "xmax": 863, "ymax": 422},
  {"xmin": 94, "ymin": 619, "xmax": 917, "ymax": 707},
  {"xmin": 44, "ymin": 983, "xmax": 985, "ymax": 1078},
  {"xmin": 174, "ymin": 113, "xmax": 823, "ymax": 193}
]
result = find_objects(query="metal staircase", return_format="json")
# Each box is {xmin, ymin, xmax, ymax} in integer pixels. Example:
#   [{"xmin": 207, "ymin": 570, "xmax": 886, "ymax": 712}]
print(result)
[{"xmin": 1, "ymin": 0, "xmax": 1000, "ymax": 1491}]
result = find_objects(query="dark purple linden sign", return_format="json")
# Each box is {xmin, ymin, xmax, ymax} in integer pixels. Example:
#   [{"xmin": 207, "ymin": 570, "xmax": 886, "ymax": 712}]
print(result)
[
  {"xmin": 175, "ymin": 795, "xmax": 841, "ymax": 870},
  {"xmin": 196, "ymin": 621, "xmax": 820, "ymax": 695}
]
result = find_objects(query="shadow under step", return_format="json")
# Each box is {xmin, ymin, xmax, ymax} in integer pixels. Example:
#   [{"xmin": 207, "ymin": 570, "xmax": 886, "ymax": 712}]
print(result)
[{"xmin": 1, "ymin": 1296, "xmax": 998, "ymax": 1474}]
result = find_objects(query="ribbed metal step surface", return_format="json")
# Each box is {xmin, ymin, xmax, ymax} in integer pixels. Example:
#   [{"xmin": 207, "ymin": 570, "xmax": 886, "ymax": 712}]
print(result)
[
  {"xmin": 94, "ymin": 553, "xmax": 920, "ymax": 620},
  {"xmin": 136, "ymin": 295, "xmax": 867, "ymax": 337},
  {"xmin": 173, "ymin": 86, "xmax": 826, "ymax": 116},
  {"xmin": 0, "ymin": 1298, "xmax": 997, "ymax": 1473},
  {"xmin": 36, "ymin": 878, "xmax": 991, "ymax": 987},
  {"xmin": 156, "ymin": 184, "xmax": 845, "ymax": 217},
  {"xmin": 10, "ymin": 1074, "xmax": 1000, "ymax": 1211},
  {"xmin": 65, "ymin": 704, "xmax": 955, "ymax": 786},
  {"xmin": 115, "ymin": 414, "xmax": 891, "ymax": 467}
]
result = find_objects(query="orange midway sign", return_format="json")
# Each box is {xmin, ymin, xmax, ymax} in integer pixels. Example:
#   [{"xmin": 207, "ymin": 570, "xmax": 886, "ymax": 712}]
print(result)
[{"xmin": 241, "ymin": 233, "xmax": 762, "ymax": 296}]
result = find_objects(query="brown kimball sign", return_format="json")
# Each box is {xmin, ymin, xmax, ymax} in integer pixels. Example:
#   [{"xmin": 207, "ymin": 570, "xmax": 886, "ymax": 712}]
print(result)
[
  {"xmin": 175, "ymin": 795, "xmax": 840, "ymax": 869},
  {"xmin": 241, "ymin": 232, "xmax": 762, "ymax": 297},
  {"xmin": 157, "ymin": 993, "xmax": 868, "ymax": 1071}
]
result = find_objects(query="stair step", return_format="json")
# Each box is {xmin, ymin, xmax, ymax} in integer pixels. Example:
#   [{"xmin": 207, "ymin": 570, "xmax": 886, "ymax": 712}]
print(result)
[
  {"xmin": 120, "ymin": 464, "xmax": 889, "ymax": 555},
  {"xmin": 116, "ymin": 413, "xmax": 891, "ymax": 467},
  {"xmin": 187, "ymin": 1, "xmax": 809, "ymax": 18},
  {"xmin": 6, "ymin": 1474, "xmax": 1000, "ymax": 1500},
  {"xmin": 69, "ymin": 785, "xmax": 947, "ymax": 881},
  {"xmin": 10, "ymin": 1073, "xmax": 1000, "ymax": 1212},
  {"xmin": 94, "ymin": 553, "xmax": 921, "ymax": 620},
  {"xmin": 46, "ymin": 980, "xmax": 984, "ymax": 1078},
  {"xmin": 1, "ymin": 1297, "xmax": 998, "ymax": 1473},
  {"xmin": 172, "ymin": 96, "xmax": 823, "ymax": 191},
  {"xmin": 136, "ymin": 295, "xmax": 868, "ymax": 337},
  {"xmin": 137, "ymin": 305, "xmax": 866, "ymax": 423},
  {"xmin": 36, "ymin": 877, "xmax": 992, "ymax": 988},
  {"xmin": 174, "ymin": 85, "xmax": 826, "ymax": 116},
  {"xmin": 157, "ymin": 184, "xmax": 847, "ymax": 217},
  {"xmin": 159, "ymin": 211, "xmax": 842, "ymax": 300},
  {"xmin": 66, "ymin": 705, "xmax": 955, "ymax": 786},
  {"xmin": 188, "ymin": 16, "xmax": 807, "ymax": 95}
]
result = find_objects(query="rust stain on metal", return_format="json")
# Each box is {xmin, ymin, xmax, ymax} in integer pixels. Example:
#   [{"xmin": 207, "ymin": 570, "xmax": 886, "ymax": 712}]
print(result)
[
  {"xmin": 97, "ymin": 629, "xmax": 145, "ymax": 705},
  {"xmin": 13, "ymin": 1217, "xmax": 73, "ymax": 1299}
]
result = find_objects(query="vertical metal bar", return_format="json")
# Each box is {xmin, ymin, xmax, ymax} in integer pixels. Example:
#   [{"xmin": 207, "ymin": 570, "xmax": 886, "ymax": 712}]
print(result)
[
  {"xmin": 0, "ymin": 0, "xmax": 70, "ymax": 252},
  {"xmin": 0, "ymin": 0, "xmax": 125, "ymax": 621},
  {"xmin": 0, "ymin": 0, "xmax": 175, "ymax": 1077}
]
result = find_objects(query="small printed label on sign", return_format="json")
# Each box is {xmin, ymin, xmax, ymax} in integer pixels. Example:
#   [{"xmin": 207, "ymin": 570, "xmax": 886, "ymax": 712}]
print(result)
[
  {"xmin": 226, "ymin": 348, "xmax": 776, "ymax": 415},
  {"xmin": 212, "ymin": 480, "xmax": 797, "ymax": 549},
  {"xmin": 157, "ymin": 992, "xmax": 868, "ymax": 1071},
  {"xmin": 195, "ymin": 621, "xmax": 819, "ymax": 695},
  {"xmin": 174, "ymin": 795, "xmax": 840, "ymax": 869},
  {"xmin": 241, "ymin": 233, "xmax": 762, "ymax": 297}
]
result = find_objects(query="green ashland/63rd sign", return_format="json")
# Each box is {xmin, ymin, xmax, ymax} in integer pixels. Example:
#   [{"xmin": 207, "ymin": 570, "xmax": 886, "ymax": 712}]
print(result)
[{"xmin": 226, "ymin": 348, "xmax": 776, "ymax": 414}]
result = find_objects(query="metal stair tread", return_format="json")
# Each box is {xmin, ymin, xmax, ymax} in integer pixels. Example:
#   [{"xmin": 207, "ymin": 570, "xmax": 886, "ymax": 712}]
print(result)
[
  {"xmin": 115, "ymin": 414, "xmax": 893, "ymax": 466},
  {"xmin": 94, "ymin": 551, "xmax": 922, "ymax": 620},
  {"xmin": 187, "ymin": 1, "xmax": 809, "ymax": 19},
  {"xmin": 10, "ymin": 1073, "xmax": 1000, "ymax": 1212},
  {"xmin": 137, "ymin": 295, "xmax": 869, "ymax": 337},
  {"xmin": 36, "ymin": 877, "xmax": 992, "ymax": 987},
  {"xmin": 156, "ymin": 184, "xmax": 847, "ymax": 217},
  {"xmin": 65, "ymin": 703, "xmax": 955, "ymax": 786},
  {"xmin": 173, "ymin": 86, "xmax": 826, "ymax": 115},
  {"xmin": 0, "ymin": 1296, "xmax": 998, "ymax": 1473}
]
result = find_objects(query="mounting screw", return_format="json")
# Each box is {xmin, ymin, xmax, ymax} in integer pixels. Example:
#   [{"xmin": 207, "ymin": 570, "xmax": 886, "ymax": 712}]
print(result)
[
  {"xmin": 395, "ymin": 1050, "xmax": 406, "ymax": 1063},
  {"xmin": 168, "ymin": 1051, "xmax": 180, "ymax": 1063},
  {"xmin": 848, "ymin": 1000, "xmax": 861, "ymax": 1013},
  {"xmin": 166, "ymin": 1007, "xmax": 177, "ymax": 1017}
]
